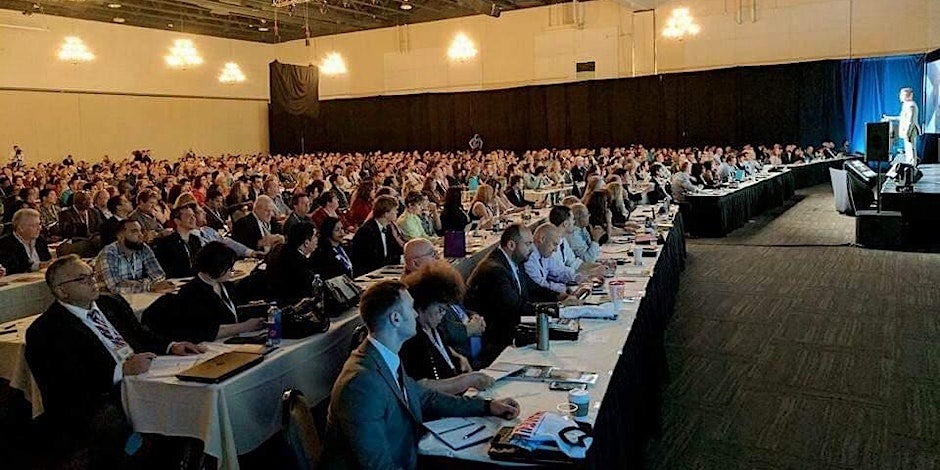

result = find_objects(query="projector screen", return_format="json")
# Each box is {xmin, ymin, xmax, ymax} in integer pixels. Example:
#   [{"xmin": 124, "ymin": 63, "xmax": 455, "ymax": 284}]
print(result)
[{"xmin": 927, "ymin": 57, "xmax": 940, "ymax": 133}]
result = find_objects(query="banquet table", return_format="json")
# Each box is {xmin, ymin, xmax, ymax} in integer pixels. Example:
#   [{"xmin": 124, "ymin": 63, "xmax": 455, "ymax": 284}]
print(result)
[
  {"xmin": 783, "ymin": 156, "xmax": 855, "ymax": 189},
  {"xmin": 419, "ymin": 206, "xmax": 686, "ymax": 468},
  {"xmin": 524, "ymin": 186, "xmax": 571, "ymax": 205},
  {"xmin": 685, "ymin": 170, "xmax": 795, "ymax": 237}
]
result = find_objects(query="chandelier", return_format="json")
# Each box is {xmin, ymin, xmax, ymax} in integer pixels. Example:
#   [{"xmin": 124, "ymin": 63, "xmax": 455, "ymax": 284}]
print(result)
[
  {"xmin": 219, "ymin": 62, "xmax": 246, "ymax": 83},
  {"xmin": 165, "ymin": 39, "xmax": 203, "ymax": 68},
  {"xmin": 662, "ymin": 8, "xmax": 700, "ymax": 39},
  {"xmin": 320, "ymin": 52, "xmax": 348, "ymax": 75},
  {"xmin": 57, "ymin": 37, "xmax": 94, "ymax": 63},
  {"xmin": 447, "ymin": 33, "xmax": 477, "ymax": 61}
]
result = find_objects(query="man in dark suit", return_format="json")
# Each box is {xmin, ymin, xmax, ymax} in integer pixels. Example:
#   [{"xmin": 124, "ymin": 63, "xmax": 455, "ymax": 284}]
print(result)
[
  {"xmin": 153, "ymin": 205, "xmax": 204, "ymax": 278},
  {"xmin": 282, "ymin": 193, "xmax": 311, "ymax": 236},
  {"xmin": 59, "ymin": 191, "xmax": 103, "ymax": 241},
  {"xmin": 100, "ymin": 194, "xmax": 133, "ymax": 247},
  {"xmin": 25, "ymin": 255, "xmax": 202, "ymax": 466},
  {"xmin": 322, "ymin": 280, "xmax": 519, "ymax": 469},
  {"xmin": 350, "ymin": 195, "xmax": 404, "ymax": 276},
  {"xmin": 231, "ymin": 195, "xmax": 283, "ymax": 252},
  {"xmin": 505, "ymin": 175, "xmax": 534, "ymax": 208},
  {"xmin": 0, "ymin": 208, "xmax": 52, "ymax": 274},
  {"xmin": 465, "ymin": 224, "xmax": 560, "ymax": 365}
]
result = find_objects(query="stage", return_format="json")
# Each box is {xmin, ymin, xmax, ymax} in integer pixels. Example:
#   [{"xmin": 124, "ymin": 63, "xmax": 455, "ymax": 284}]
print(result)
[{"xmin": 879, "ymin": 164, "xmax": 940, "ymax": 251}]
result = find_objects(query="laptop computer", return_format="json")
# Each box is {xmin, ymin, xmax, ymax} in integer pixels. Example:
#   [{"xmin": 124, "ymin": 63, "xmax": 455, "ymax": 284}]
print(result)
[{"xmin": 176, "ymin": 351, "xmax": 264, "ymax": 384}]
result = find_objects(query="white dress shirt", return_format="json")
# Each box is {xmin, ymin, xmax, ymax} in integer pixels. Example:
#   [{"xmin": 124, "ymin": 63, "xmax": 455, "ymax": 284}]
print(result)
[
  {"xmin": 556, "ymin": 236, "xmax": 583, "ymax": 271},
  {"xmin": 523, "ymin": 249, "xmax": 576, "ymax": 294},
  {"xmin": 367, "ymin": 335, "xmax": 407, "ymax": 402}
]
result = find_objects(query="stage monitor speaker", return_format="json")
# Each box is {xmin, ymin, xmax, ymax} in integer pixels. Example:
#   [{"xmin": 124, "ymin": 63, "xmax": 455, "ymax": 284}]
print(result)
[
  {"xmin": 866, "ymin": 122, "xmax": 890, "ymax": 162},
  {"xmin": 856, "ymin": 210, "xmax": 903, "ymax": 249}
]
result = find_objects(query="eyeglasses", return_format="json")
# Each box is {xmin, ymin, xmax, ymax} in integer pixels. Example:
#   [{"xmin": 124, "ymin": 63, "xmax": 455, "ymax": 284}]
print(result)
[{"xmin": 55, "ymin": 273, "xmax": 95, "ymax": 287}]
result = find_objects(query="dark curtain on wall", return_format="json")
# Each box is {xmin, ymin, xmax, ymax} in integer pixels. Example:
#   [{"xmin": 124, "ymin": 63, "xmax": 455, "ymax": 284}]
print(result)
[
  {"xmin": 270, "ymin": 59, "xmax": 855, "ymax": 155},
  {"xmin": 269, "ymin": 61, "xmax": 319, "ymax": 154},
  {"xmin": 839, "ymin": 54, "xmax": 925, "ymax": 155}
]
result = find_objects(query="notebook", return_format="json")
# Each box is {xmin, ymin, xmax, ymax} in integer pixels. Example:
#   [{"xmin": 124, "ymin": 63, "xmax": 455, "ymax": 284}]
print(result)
[
  {"xmin": 424, "ymin": 417, "xmax": 493, "ymax": 450},
  {"xmin": 176, "ymin": 351, "xmax": 264, "ymax": 384}
]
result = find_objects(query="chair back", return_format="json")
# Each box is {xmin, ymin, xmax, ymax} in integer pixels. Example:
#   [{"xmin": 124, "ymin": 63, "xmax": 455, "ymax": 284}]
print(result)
[{"xmin": 281, "ymin": 389, "xmax": 321, "ymax": 470}]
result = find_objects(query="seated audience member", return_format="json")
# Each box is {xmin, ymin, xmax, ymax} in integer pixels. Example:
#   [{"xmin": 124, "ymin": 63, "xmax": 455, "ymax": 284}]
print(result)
[
  {"xmin": 94, "ymin": 219, "xmax": 175, "ymax": 295},
  {"xmin": 0, "ymin": 208, "xmax": 52, "ymax": 274},
  {"xmin": 171, "ymin": 242, "xmax": 265, "ymax": 343},
  {"xmin": 585, "ymin": 189, "xmax": 614, "ymax": 245},
  {"xmin": 465, "ymin": 224, "xmax": 561, "ymax": 365},
  {"xmin": 350, "ymin": 195, "xmax": 404, "ymax": 276},
  {"xmin": 231, "ymin": 195, "xmax": 284, "ymax": 252},
  {"xmin": 439, "ymin": 186, "xmax": 470, "ymax": 232},
  {"xmin": 403, "ymin": 238, "xmax": 439, "ymax": 276},
  {"xmin": 129, "ymin": 189, "xmax": 169, "ymax": 242},
  {"xmin": 523, "ymin": 223, "xmax": 584, "ymax": 296},
  {"xmin": 192, "ymin": 205, "xmax": 258, "ymax": 258},
  {"xmin": 345, "ymin": 180, "xmax": 375, "ymax": 228},
  {"xmin": 58, "ymin": 190, "xmax": 103, "ymax": 240},
  {"xmin": 310, "ymin": 191, "xmax": 341, "ymax": 229},
  {"xmin": 153, "ymin": 205, "xmax": 204, "ymax": 278},
  {"xmin": 548, "ymin": 205, "xmax": 600, "ymax": 273},
  {"xmin": 263, "ymin": 178, "xmax": 289, "ymax": 216},
  {"xmin": 100, "ymin": 195, "xmax": 133, "ymax": 246},
  {"xmin": 400, "ymin": 261, "xmax": 494, "ymax": 394},
  {"xmin": 25, "ymin": 255, "xmax": 202, "ymax": 467},
  {"xmin": 283, "ymin": 193, "xmax": 312, "ymax": 236},
  {"xmin": 397, "ymin": 191, "xmax": 436, "ymax": 241},
  {"xmin": 468, "ymin": 183, "xmax": 498, "ymax": 228},
  {"xmin": 92, "ymin": 189, "xmax": 112, "ymax": 221},
  {"xmin": 310, "ymin": 216, "xmax": 354, "ymax": 279},
  {"xmin": 717, "ymin": 155, "xmax": 738, "ymax": 183},
  {"xmin": 670, "ymin": 161, "xmax": 699, "ymax": 203},
  {"xmin": 38, "ymin": 188, "xmax": 60, "ymax": 235},
  {"xmin": 266, "ymin": 221, "xmax": 318, "ymax": 305},
  {"xmin": 567, "ymin": 203, "xmax": 602, "ymax": 263},
  {"xmin": 322, "ymin": 280, "xmax": 520, "ymax": 469},
  {"xmin": 504, "ymin": 175, "xmax": 534, "ymax": 208},
  {"xmin": 202, "ymin": 187, "xmax": 228, "ymax": 231},
  {"xmin": 606, "ymin": 181, "xmax": 631, "ymax": 227}
]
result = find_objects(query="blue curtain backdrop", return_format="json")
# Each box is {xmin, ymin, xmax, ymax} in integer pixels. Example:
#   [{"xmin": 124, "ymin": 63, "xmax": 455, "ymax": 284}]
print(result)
[{"xmin": 841, "ymin": 54, "xmax": 925, "ymax": 155}]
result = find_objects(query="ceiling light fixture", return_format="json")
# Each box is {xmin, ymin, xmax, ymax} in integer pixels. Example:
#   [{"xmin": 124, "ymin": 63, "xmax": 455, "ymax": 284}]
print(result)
[
  {"xmin": 112, "ymin": 17, "xmax": 125, "ymax": 23},
  {"xmin": 165, "ymin": 39, "xmax": 203, "ymax": 68},
  {"xmin": 447, "ymin": 32, "xmax": 477, "ymax": 61},
  {"xmin": 219, "ymin": 62, "xmax": 246, "ymax": 83},
  {"xmin": 662, "ymin": 7, "xmax": 700, "ymax": 39},
  {"xmin": 57, "ymin": 36, "xmax": 94, "ymax": 63},
  {"xmin": 399, "ymin": 1, "xmax": 412, "ymax": 10},
  {"xmin": 258, "ymin": 26, "xmax": 269, "ymax": 31},
  {"xmin": 320, "ymin": 52, "xmax": 347, "ymax": 75},
  {"xmin": 107, "ymin": 3, "xmax": 121, "ymax": 8}
]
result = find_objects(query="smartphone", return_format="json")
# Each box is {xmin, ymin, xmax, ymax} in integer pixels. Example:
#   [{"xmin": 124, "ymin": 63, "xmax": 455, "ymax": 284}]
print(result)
[{"xmin": 549, "ymin": 381, "xmax": 588, "ymax": 391}]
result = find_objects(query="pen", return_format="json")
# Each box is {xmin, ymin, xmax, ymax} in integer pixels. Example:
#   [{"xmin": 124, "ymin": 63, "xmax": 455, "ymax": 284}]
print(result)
[{"xmin": 462, "ymin": 424, "xmax": 486, "ymax": 440}]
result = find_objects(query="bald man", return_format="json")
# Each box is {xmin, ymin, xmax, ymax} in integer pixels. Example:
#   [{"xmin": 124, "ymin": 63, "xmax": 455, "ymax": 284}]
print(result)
[
  {"xmin": 231, "ymin": 195, "xmax": 284, "ymax": 251},
  {"xmin": 403, "ymin": 238, "xmax": 440, "ymax": 275},
  {"xmin": 523, "ymin": 223, "xmax": 584, "ymax": 295}
]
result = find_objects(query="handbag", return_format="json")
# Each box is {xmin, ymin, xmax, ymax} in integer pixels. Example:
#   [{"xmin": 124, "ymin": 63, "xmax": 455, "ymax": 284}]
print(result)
[
  {"xmin": 323, "ymin": 275, "xmax": 363, "ymax": 317},
  {"xmin": 443, "ymin": 231, "xmax": 466, "ymax": 258},
  {"xmin": 280, "ymin": 297, "xmax": 331, "ymax": 339}
]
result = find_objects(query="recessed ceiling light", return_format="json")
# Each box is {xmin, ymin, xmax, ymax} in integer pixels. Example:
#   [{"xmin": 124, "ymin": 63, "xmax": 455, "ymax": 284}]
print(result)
[
  {"xmin": 258, "ymin": 27, "xmax": 269, "ymax": 32},
  {"xmin": 107, "ymin": 3, "xmax": 121, "ymax": 8},
  {"xmin": 112, "ymin": 17, "xmax": 125, "ymax": 23},
  {"xmin": 399, "ymin": 1, "xmax": 412, "ymax": 10},
  {"xmin": 167, "ymin": 23, "xmax": 173, "ymax": 28}
]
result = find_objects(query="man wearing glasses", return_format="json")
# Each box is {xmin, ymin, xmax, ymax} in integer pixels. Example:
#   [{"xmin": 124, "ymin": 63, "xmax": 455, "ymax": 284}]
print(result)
[{"xmin": 25, "ymin": 255, "xmax": 203, "ymax": 467}]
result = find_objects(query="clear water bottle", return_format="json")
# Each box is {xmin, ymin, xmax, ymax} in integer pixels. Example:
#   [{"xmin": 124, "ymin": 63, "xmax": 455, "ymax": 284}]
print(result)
[
  {"xmin": 311, "ymin": 274, "xmax": 325, "ymax": 314},
  {"xmin": 266, "ymin": 304, "xmax": 282, "ymax": 347}
]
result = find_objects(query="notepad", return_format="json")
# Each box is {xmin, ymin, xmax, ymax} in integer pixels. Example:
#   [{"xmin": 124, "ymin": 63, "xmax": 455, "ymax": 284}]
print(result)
[{"xmin": 424, "ymin": 418, "xmax": 493, "ymax": 450}]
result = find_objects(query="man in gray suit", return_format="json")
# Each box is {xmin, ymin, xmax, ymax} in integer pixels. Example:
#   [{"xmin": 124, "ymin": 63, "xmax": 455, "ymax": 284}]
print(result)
[{"xmin": 323, "ymin": 280, "xmax": 520, "ymax": 469}]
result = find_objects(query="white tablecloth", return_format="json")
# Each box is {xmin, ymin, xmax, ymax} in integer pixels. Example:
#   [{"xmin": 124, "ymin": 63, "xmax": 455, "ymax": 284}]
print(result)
[{"xmin": 122, "ymin": 309, "xmax": 363, "ymax": 469}]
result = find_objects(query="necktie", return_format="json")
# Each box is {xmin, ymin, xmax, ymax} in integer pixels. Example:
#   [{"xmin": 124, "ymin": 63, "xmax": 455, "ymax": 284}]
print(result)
[
  {"xmin": 396, "ymin": 364, "xmax": 409, "ymax": 408},
  {"xmin": 87, "ymin": 308, "xmax": 129, "ymax": 349}
]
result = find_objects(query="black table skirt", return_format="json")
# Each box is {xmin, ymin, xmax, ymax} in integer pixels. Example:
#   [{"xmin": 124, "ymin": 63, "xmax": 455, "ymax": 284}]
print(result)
[
  {"xmin": 686, "ymin": 173, "xmax": 796, "ymax": 237},
  {"xmin": 586, "ymin": 213, "xmax": 687, "ymax": 468},
  {"xmin": 788, "ymin": 158, "xmax": 852, "ymax": 189}
]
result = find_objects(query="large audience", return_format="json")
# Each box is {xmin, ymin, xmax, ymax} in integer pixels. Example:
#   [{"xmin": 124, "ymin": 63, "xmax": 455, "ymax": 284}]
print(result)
[{"xmin": 1, "ymin": 141, "xmax": 846, "ymax": 467}]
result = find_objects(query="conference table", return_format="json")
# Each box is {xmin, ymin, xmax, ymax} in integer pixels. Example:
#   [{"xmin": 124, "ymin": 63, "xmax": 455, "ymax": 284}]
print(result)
[
  {"xmin": 419, "ymin": 205, "xmax": 686, "ymax": 468},
  {"xmin": 684, "ymin": 169, "xmax": 796, "ymax": 237},
  {"xmin": 784, "ymin": 156, "xmax": 855, "ymax": 189}
]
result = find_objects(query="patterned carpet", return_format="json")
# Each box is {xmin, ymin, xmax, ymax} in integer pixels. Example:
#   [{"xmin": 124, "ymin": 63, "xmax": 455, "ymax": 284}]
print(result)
[{"xmin": 648, "ymin": 184, "xmax": 940, "ymax": 469}]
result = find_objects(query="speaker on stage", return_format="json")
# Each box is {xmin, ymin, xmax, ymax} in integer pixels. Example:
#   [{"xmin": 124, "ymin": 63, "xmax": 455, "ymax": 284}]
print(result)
[{"xmin": 866, "ymin": 122, "xmax": 891, "ymax": 162}]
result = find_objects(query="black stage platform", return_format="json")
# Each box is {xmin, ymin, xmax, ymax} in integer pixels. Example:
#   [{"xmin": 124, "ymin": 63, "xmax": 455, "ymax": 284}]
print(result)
[{"xmin": 879, "ymin": 164, "xmax": 940, "ymax": 251}]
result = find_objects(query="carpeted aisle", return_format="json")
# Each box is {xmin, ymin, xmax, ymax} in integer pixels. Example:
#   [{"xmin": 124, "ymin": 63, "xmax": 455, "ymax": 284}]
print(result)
[{"xmin": 648, "ymin": 184, "xmax": 940, "ymax": 469}]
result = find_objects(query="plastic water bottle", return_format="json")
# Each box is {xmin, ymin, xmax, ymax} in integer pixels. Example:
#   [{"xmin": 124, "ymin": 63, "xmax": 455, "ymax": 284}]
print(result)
[
  {"xmin": 266, "ymin": 304, "xmax": 282, "ymax": 347},
  {"xmin": 311, "ymin": 274, "xmax": 325, "ymax": 314}
]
